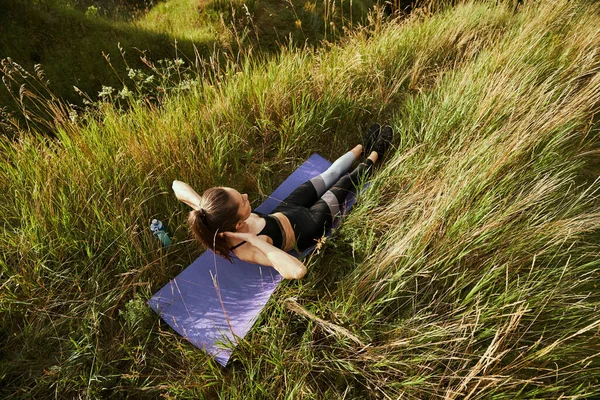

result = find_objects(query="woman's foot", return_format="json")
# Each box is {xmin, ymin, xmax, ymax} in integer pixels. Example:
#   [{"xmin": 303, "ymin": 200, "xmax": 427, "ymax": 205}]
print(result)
[
  {"xmin": 372, "ymin": 125, "xmax": 393, "ymax": 158},
  {"xmin": 362, "ymin": 123, "xmax": 381, "ymax": 155}
]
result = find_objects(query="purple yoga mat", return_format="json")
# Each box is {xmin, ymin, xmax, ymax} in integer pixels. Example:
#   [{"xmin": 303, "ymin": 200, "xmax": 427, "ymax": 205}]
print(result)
[{"xmin": 148, "ymin": 153, "xmax": 358, "ymax": 366}]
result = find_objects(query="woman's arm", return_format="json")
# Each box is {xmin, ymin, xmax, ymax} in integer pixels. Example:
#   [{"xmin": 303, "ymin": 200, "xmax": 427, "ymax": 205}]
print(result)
[
  {"xmin": 223, "ymin": 232, "xmax": 307, "ymax": 280},
  {"xmin": 172, "ymin": 180, "xmax": 202, "ymax": 210}
]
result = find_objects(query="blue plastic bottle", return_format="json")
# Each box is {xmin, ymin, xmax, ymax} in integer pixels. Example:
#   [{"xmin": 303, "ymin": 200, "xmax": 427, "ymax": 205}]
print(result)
[{"xmin": 150, "ymin": 219, "xmax": 172, "ymax": 246}]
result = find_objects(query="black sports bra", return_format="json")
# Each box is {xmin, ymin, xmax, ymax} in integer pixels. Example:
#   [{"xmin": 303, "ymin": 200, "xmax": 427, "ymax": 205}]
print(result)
[{"xmin": 229, "ymin": 211, "xmax": 286, "ymax": 251}]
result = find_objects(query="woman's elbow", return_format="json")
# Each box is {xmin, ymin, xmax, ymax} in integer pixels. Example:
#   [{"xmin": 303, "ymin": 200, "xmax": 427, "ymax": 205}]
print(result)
[{"xmin": 282, "ymin": 264, "xmax": 307, "ymax": 280}]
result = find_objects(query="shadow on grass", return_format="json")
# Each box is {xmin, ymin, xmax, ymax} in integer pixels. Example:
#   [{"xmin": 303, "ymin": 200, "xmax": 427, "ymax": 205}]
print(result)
[{"xmin": 0, "ymin": 0, "xmax": 218, "ymax": 109}]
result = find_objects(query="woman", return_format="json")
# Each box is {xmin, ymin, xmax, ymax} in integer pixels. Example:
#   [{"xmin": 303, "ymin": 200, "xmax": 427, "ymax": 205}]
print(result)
[{"xmin": 173, "ymin": 125, "xmax": 393, "ymax": 279}]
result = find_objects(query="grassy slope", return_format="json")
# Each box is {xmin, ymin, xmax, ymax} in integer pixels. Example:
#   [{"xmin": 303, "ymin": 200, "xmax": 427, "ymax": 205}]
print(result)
[
  {"xmin": 135, "ymin": 0, "xmax": 222, "ymax": 42},
  {"xmin": 0, "ymin": 0, "xmax": 375, "ymax": 117},
  {"xmin": 135, "ymin": 0, "xmax": 378, "ymax": 51},
  {"xmin": 0, "ymin": 0, "xmax": 220, "ymax": 108},
  {"xmin": 1, "ymin": 0, "xmax": 600, "ymax": 398}
]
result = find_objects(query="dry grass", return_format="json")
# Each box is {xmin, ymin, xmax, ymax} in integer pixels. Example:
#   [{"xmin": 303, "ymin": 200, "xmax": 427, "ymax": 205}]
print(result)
[{"xmin": 1, "ymin": 0, "xmax": 599, "ymax": 398}]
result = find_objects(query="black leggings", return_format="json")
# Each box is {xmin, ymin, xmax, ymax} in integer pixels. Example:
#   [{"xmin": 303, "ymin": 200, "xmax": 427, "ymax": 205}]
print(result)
[{"xmin": 273, "ymin": 159, "xmax": 374, "ymax": 250}]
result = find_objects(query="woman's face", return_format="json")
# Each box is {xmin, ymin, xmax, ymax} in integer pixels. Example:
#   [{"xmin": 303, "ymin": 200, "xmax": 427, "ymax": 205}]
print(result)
[{"xmin": 225, "ymin": 187, "xmax": 251, "ymax": 223}]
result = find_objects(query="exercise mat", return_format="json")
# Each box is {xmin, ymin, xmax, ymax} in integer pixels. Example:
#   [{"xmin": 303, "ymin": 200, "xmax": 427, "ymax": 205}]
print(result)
[{"xmin": 148, "ymin": 153, "xmax": 358, "ymax": 366}]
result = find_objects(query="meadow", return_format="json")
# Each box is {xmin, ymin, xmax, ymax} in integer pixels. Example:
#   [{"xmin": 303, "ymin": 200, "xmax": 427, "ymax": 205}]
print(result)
[
  {"xmin": 1, "ymin": 0, "xmax": 599, "ymax": 398},
  {"xmin": 0, "ymin": 0, "xmax": 375, "ymax": 116}
]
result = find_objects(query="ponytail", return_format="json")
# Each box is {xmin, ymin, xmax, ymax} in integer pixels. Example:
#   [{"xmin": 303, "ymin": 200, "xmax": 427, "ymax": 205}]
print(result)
[
  {"xmin": 187, "ymin": 187, "xmax": 241, "ymax": 261},
  {"xmin": 198, "ymin": 208, "xmax": 209, "ymax": 225}
]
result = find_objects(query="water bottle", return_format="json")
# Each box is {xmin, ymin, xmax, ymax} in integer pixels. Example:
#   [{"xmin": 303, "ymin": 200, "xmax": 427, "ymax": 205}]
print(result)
[{"xmin": 150, "ymin": 219, "xmax": 172, "ymax": 246}]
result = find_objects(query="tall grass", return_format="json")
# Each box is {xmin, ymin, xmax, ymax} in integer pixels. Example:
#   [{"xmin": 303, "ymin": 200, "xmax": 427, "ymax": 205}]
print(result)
[
  {"xmin": 134, "ymin": 0, "xmax": 226, "ymax": 43},
  {"xmin": 1, "ymin": 0, "xmax": 599, "ymax": 398},
  {"xmin": 0, "ymin": 0, "xmax": 217, "ymax": 117},
  {"xmin": 0, "ymin": 0, "xmax": 377, "ymax": 117}
]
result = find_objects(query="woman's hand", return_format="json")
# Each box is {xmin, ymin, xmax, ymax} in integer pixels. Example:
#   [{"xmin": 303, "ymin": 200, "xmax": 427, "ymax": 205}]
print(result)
[{"xmin": 172, "ymin": 180, "xmax": 202, "ymax": 210}]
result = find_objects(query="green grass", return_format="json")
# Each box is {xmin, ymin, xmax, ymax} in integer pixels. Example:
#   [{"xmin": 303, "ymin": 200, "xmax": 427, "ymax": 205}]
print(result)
[
  {"xmin": 1, "ymin": 0, "xmax": 600, "ymax": 398},
  {"xmin": 0, "ymin": 0, "xmax": 376, "ymax": 118},
  {"xmin": 135, "ymin": 0, "xmax": 225, "ymax": 43},
  {"xmin": 0, "ymin": 0, "xmax": 217, "ymax": 115}
]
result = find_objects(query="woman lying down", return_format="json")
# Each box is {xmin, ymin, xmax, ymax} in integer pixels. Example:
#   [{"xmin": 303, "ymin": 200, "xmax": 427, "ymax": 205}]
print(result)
[{"xmin": 172, "ymin": 125, "xmax": 393, "ymax": 279}]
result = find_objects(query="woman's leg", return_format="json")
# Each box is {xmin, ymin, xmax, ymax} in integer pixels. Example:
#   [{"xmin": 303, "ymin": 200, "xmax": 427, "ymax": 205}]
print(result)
[
  {"xmin": 308, "ymin": 145, "xmax": 362, "ymax": 197},
  {"xmin": 277, "ymin": 145, "xmax": 362, "ymax": 209},
  {"xmin": 307, "ymin": 153, "xmax": 376, "ymax": 229},
  {"xmin": 292, "ymin": 151, "xmax": 379, "ymax": 250}
]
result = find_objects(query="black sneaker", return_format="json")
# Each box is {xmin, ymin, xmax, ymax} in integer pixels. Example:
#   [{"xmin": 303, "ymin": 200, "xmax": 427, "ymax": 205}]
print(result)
[
  {"xmin": 362, "ymin": 123, "xmax": 380, "ymax": 155},
  {"xmin": 372, "ymin": 125, "xmax": 393, "ymax": 158}
]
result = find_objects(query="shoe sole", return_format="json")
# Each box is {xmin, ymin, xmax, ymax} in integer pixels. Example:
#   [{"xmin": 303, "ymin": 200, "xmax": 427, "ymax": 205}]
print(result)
[
  {"xmin": 364, "ymin": 123, "xmax": 381, "ymax": 154},
  {"xmin": 373, "ymin": 125, "xmax": 394, "ymax": 158},
  {"xmin": 380, "ymin": 125, "xmax": 393, "ymax": 142}
]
